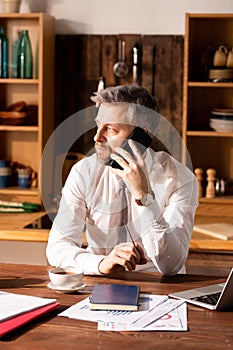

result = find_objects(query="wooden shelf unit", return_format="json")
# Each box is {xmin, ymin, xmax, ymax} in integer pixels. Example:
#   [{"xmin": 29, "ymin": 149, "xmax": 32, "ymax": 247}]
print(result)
[
  {"xmin": 0, "ymin": 13, "xmax": 55, "ymax": 204},
  {"xmin": 182, "ymin": 13, "xmax": 233, "ymax": 204}
]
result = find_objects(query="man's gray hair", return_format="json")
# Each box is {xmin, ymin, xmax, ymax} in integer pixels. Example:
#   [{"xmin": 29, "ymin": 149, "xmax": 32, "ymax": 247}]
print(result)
[{"xmin": 91, "ymin": 85, "xmax": 160, "ymax": 134}]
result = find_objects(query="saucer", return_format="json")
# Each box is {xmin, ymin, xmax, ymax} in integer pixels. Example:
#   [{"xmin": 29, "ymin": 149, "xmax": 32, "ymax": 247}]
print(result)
[{"xmin": 47, "ymin": 282, "xmax": 86, "ymax": 293}]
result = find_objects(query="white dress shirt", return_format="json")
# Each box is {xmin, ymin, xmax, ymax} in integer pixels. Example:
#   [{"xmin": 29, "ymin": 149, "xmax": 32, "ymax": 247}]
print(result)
[{"xmin": 46, "ymin": 148, "xmax": 198, "ymax": 275}]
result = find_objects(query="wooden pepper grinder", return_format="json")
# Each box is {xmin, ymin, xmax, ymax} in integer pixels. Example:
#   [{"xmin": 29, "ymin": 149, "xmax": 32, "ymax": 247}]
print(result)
[
  {"xmin": 206, "ymin": 168, "xmax": 216, "ymax": 198},
  {"xmin": 194, "ymin": 168, "xmax": 203, "ymax": 198}
]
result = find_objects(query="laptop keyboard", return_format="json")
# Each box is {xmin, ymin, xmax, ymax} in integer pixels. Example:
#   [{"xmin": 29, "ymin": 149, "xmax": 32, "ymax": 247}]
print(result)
[{"xmin": 191, "ymin": 292, "xmax": 221, "ymax": 305}]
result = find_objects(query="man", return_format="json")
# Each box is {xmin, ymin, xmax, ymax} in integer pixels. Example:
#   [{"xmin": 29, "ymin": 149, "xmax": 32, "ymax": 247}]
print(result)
[{"xmin": 46, "ymin": 85, "xmax": 198, "ymax": 275}]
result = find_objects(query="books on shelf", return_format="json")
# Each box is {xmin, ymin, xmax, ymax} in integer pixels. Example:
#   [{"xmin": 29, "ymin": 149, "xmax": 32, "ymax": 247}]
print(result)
[{"xmin": 89, "ymin": 283, "xmax": 140, "ymax": 311}]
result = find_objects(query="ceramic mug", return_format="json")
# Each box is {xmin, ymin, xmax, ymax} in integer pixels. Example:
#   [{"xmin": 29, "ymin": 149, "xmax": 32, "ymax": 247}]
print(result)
[
  {"xmin": 0, "ymin": 160, "xmax": 12, "ymax": 188},
  {"xmin": 213, "ymin": 45, "xmax": 228, "ymax": 67},
  {"xmin": 17, "ymin": 167, "xmax": 36, "ymax": 188},
  {"xmin": 226, "ymin": 48, "xmax": 233, "ymax": 68},
  {"xmin": 17, "ymin": 174, "xmax": 31, "ymax": 188}
]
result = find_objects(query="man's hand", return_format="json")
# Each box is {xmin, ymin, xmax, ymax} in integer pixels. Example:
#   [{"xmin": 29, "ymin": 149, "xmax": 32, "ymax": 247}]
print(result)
[
  {"xmin": 98, "ymin": 242, "xmax": 147, "ymax": 274},
  {"xmin": 109, "ymin": 140, "xmax": 151, "ymax": 199}
]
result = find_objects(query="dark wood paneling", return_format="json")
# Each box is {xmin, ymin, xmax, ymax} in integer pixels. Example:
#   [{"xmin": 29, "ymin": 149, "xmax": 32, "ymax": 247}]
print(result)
[
  {"xmin": 142, "ymin": 35, "xmax": 184, "ymax": 132},
  {"xmin": 55, "ymin": 34, "xmax": 183, "ymax": 153},
  {"xmin": 186, "ymin": 251, "xmax": 233, "ymax": 276}
]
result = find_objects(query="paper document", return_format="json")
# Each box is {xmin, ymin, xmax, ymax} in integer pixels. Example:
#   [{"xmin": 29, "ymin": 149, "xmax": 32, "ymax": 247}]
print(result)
[
  {"xmin": 0, "ymin": 291, "xmax": 56, "ymax": 322},
  {"xmin": 59, "ymin": 294, "xmax": 167, "ymax": 324},
  {"xmin": 98, "ymin": 302, "xmax": 187, "ymax": 331},
  {"xmin": 59, "ymin": 293, "xmax": 187, "ymax": 331}
]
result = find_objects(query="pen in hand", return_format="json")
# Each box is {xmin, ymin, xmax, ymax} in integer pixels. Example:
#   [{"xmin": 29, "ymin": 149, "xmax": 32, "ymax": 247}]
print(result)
[
  {"xmin": 124, "ymin": 223, "xmax": 136, "ymax": 248},
  {"xmin": 124, "ymin": 221, "xmax": 148, "ymax": 266}
]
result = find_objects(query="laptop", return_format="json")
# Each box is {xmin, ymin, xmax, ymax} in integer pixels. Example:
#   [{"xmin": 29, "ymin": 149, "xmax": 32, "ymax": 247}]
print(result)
[{"xmin": 169, "ymin": 268, "xmax": 233, "ymax": 310}]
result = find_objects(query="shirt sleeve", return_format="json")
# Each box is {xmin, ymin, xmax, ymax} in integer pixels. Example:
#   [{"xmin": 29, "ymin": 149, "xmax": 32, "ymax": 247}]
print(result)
[
  {"xmin": 46, "ymin": 162, "xmax": 105, "ymax": 275},
  {"xmin": 137, "ymin": 167, "xmax": 198, "ymax": 276}
]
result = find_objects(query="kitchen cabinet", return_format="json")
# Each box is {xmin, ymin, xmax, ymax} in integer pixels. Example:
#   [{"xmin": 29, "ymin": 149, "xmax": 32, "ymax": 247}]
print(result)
[
  {"xmin": 182, "ymin": 14, "xmax": 233, "ymax": 209},
  {"xmin": 0, "ymin": 13, "xmax": 55, "ymax": 204}
]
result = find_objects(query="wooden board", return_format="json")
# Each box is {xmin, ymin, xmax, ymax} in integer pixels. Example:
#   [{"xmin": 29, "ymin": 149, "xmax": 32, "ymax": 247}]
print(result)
[{"xmin": 194, "ymin": 223, "xmax": 233, "ymax": 240}]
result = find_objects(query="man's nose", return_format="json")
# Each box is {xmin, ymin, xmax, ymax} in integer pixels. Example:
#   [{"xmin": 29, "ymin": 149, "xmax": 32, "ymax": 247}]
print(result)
[{"xmin": 94, "ymin": 126, "xmax": 106, "ymax": 143}]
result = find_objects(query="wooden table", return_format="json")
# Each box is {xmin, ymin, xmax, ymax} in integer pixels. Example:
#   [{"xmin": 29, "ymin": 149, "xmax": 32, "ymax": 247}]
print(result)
[
  {"xmin": 0, "ymin": 263, "xmax": 232, "ymax": 350},
  {"xmin": 0, "ymin": 208, "xmax": 233, "ymax": 274}
]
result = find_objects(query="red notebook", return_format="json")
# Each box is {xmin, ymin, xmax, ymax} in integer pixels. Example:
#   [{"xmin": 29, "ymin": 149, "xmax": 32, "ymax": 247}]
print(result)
[{"xmin": 0, "ymin": 301, "xmax": 60, "ymax": 337}]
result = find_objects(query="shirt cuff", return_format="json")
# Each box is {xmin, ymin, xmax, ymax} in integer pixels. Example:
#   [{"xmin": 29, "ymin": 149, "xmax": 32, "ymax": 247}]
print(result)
[{"xmin": 82, "ymin": 254, "xmax": 106, "ymax": 275}]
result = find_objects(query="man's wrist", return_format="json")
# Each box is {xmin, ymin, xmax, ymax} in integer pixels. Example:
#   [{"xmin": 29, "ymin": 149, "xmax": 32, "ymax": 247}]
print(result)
[
  {"xmin": 97, "ymin": 258, "xmax": 105, "ymax": 274},
  {"xmin": 135, "ymin": 190, "xmax": 155, "ymax": 206}
]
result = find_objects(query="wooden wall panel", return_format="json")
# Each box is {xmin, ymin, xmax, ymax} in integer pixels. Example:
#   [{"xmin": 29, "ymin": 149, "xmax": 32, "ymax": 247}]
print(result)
[
  {"xmin": 101, "ymin": 35, "xmax": 116, "ymax": 86},
  {"xmin": 142, "ymin": 35, "xmax": 184, "ymax": 132},
  {"xmin": 55, "ymin": 34, "xmax": 183, "ymax": 154}
]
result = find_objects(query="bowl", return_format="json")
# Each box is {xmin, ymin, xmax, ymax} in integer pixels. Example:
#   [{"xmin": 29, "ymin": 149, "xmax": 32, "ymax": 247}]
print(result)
[
  {"xmin": 209, "ymin": 68, "xmax": 233, "ymax": 82},
  {"xmin": 0, "ymin": 111, "xmax": 28, "ymax": 125},
  {"xmin": 48, "ymin": 267, "xmax": 83, "ymax": 289},
  {"xmin": 5, "ymin": 101, "xmax": 27, "ymax": 112},
  {"xmin": 212, "ymin": 108, "xmax": 233, "ymax": 115},
  {"xmin": 211, "ymin": 108, "xmax": 233, "ymax": 120},
  {"xmin": 210, "ymin": 118, "xmax": 233, "ymax": 132}
]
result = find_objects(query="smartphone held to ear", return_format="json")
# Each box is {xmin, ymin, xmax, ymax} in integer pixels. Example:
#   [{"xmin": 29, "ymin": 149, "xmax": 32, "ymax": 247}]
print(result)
[{"xmin": 106, "ymin": 127, "xmax": 152, "ymax": 170}]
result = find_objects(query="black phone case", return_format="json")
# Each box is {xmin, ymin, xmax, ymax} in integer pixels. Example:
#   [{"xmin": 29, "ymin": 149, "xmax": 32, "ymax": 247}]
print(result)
[{"xmin": 106, "ymin": 127, "xmax": 152, "ymax": 170}]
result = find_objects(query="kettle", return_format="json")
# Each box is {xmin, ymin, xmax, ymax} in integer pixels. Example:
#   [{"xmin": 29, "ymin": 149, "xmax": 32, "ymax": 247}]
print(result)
[{"xmin": 213, "ymin": 45, "xmax": 228, "ymax": 67}]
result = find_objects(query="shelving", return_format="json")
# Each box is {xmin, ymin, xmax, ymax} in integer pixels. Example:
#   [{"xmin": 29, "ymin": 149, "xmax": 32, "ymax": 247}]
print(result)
[
  {"xmin": 182, "ymin": 14, "xmax": 233, "ymax": 204},
  {"xmin": 0, "ymin": 13, "xmax": 55, "ymax": 204}
]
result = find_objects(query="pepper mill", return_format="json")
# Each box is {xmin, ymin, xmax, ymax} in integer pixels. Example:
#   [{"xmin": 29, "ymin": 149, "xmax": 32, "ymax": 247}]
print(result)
[
  {"xmin": 206, "ymin": 168, "xmax": 216, "ymax": 199},
  {"xmin": 194, "ymin": 168, "xmax": 204, "ymax": 197}
]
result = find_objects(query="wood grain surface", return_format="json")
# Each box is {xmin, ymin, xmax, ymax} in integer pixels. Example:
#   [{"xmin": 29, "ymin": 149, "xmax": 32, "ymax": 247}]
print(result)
[
  {"xmin": 54, "ymin": 34, "xmax": 183, "ymax": 154},
  {"xmin": 0, "ymin": 263, "xmax": 232, "ymax": 350}
]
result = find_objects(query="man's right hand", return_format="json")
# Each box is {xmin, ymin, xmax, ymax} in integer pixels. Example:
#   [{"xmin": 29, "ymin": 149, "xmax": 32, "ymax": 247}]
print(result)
[{"xmin": 98, "ymin": 242, "xmax": 147, "ymax": 274}]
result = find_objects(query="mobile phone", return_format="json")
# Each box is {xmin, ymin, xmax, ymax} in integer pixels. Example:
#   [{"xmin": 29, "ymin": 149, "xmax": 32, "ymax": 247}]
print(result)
[{"xmin": 106, "ymin": 127, "xmax": 152, "ymax": 169}]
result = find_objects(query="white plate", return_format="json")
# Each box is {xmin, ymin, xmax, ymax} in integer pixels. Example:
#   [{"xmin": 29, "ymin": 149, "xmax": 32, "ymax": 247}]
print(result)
[
  {"xmin": 210, "ymin": 118, "xmax": 233, "ymax": 125},
  {"xmin": 212, "ymin": 108, "xmax": 233, "ymax": 116},
  {"xmin": 47, "ymin": 282, "xmax": 86, "ymax": 293}
]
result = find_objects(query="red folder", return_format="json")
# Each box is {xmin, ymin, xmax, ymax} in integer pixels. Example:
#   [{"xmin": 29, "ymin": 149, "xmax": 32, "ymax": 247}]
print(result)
[{"xmin": 0, "ymin": 301, "xmax": 60, "ymax": 337}]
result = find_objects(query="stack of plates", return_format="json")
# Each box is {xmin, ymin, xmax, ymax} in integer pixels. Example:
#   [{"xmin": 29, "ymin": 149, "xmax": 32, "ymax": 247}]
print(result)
[{"xmin": 210, "ymin": 108, "xmax": 233, "ymax": 132}]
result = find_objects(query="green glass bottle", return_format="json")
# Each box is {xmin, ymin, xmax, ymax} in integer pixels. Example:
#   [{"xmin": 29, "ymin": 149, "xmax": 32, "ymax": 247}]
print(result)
[
  {"xmin": 0, "ymin": 26, "xmax": 9, "ymax": 78},
  {"xmin": 17, "ymin": 30, "xmax": 33, "ymax": 79},
  {"xmin": 12, "ymin": 31, "xmax": 21, "ymax": 78}
]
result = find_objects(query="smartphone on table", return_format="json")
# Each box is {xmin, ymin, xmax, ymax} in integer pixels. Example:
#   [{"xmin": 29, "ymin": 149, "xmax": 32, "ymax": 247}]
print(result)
[{"xmin": 106, "ymin": 127, "xmax": 152, "ymax": 170}]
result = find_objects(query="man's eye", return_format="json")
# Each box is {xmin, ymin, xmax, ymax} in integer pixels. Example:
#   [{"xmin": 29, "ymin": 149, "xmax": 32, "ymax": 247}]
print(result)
[{"xmin": 106, "ymin": 126, "xmax": 117, "ymax": 133}]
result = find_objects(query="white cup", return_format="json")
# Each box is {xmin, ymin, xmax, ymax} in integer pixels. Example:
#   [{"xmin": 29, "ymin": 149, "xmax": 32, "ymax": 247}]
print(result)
[{"xmin": 48, "ymin": 267, "xmax": 83, "ymax": 289}]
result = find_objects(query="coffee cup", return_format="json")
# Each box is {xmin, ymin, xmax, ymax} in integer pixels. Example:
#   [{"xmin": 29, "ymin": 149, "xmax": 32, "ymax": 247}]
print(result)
[
  {"xmin": 16, "ymin": 167, "xmax": 36, "ymax": 188},
  {"xmin": 48, "ymin": 267, "xmax": 83, "ymax": 289}
]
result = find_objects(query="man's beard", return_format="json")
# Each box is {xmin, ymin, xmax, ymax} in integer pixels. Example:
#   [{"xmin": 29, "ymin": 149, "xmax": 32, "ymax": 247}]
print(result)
[{"xmin": 94, "ymin": 142, "xmax": 113, "ymax": 165}]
